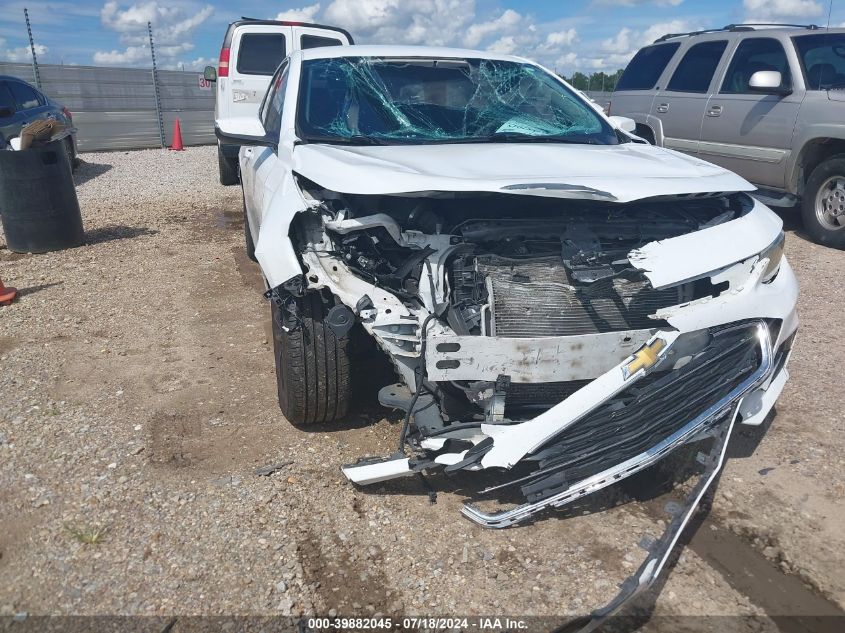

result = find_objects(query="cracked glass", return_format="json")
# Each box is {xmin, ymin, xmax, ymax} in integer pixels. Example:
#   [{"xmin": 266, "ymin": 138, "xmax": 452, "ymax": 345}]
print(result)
[{"xmin": 296, "ymin": 56, "xmax": 618, "ymax": 145}]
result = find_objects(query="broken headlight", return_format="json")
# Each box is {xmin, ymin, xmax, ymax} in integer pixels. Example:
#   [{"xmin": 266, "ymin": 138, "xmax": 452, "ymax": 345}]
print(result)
[{"xmin": 760, "ymin": 232, "xmax": 785, "ymax": 283}]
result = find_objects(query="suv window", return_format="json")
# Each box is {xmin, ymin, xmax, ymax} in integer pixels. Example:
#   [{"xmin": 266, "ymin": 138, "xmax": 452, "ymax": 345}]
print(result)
[
  {"xmin": 667, "ymin": 40, "xmax": 728, "ymax": 93},
  {"xmin": 793, "ymin": 33, "xmax": 845, "ymax": 89},
  {"xmin": 261, "ymin": 62, "xmax": 289, "ymax": 135},
  {"xmin": 301, "ymin": 34, "xmax": 343, "ymax": 49},
  {"xmin": 722, "ymin": 38, "xmax": 791, "ymax": 93},
  {"xmin": 237, "ymin": 33, "xmax": 287, "ymax": 76},
  {"xmin": 616, "ymin": 43, "xmax": 680, "ymax": 91},
  {"xmin": 0, "ymin": 82, "xmax": 16, "ymax": 115},
  {"xmin": 7, "ymin": 81, "xmax": 41, "ymax": 109}
]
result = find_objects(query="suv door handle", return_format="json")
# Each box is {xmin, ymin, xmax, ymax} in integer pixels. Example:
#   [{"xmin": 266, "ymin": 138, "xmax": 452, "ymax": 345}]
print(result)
[
  {"xmin": 707, "ymin": 105, "xmax": 723, "ymax": 117},
  {"xmin": 656, "ymin": 103, "xmax": 669, "ymax": 113}
]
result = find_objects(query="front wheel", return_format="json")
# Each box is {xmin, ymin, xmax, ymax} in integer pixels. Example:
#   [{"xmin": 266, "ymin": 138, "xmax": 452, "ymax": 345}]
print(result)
[
  {"xmin": 272, "ymin": 292, "xmax": 352, "ymax": 425},
  {"xmin": 802, "ymin": 156, "xmax": 845, "ymax": 249}
]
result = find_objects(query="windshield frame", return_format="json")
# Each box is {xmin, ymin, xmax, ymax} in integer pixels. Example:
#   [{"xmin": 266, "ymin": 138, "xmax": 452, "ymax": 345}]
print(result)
[{"xmin": 293, "ymin": 55, "xmax": 619, "ymax": 146}]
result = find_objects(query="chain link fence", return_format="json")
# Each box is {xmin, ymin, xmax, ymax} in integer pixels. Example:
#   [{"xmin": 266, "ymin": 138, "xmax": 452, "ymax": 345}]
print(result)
[{"xmin": 0, "ymin": 61, "xmax": 215, "ymax": 152}]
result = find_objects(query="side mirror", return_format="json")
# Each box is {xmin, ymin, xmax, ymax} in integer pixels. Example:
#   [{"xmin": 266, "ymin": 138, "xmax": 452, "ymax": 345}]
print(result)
[
  {"xmin": 608, "ymin": 115, "xmax": 636, "ymax": 133},
  {"xmin": 214, "ymin": 118, "xmax": 277, "ymax": 150},
  {"xmin": 749, "ymin": 70, "xmax": 791, "ymax": 95},
  {"xmin": 203, "ymin": 66, "xmax": 217, "ymax": 82},
  {"xmin": 0, "ymin": 106, "xmax": 14, "ymax": 118}
]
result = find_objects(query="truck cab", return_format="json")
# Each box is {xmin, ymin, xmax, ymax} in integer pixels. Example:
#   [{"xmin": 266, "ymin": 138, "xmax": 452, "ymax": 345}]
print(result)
[{"xmin": 205, "ymin": 19, "xmax": 353, "ymax": 185}]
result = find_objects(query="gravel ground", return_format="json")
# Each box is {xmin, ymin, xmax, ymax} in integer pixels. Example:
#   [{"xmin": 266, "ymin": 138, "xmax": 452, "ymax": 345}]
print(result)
[{"xmin": 1, "ymin": 146, "xmax": 843, "ymax": 630}]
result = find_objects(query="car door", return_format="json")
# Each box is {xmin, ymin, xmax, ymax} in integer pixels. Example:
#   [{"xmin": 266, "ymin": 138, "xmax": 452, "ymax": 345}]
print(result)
[
  {"xmin": 698, "ymin": 37, "xmax": 803, "ymax": 189},
  {"xmin": 228, "ymin": 25, "xmax": 291, "ymax": 122},
  {"xmin": 243, "ymin": 61, "xmax": 289, "ymax": 238},
  {"xmin": 651, "ymin": 39, "xmax": 729, "ymax": 154},
  {"xmin": 0, "ymin": 81, "xmax": 20, "ymax": 147}
]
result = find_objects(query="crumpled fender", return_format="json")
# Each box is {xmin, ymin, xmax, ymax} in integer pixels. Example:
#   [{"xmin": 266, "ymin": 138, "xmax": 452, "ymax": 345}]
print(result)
[{"xmin": 254, "ymin": 170, "xmax": 317, "ymax": 288}]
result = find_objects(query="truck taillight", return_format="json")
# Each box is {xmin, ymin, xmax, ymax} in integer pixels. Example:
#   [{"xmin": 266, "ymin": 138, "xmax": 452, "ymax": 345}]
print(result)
[{"xmin": 218, "ymin": 47, "xmax": 230, "ymax": 77}]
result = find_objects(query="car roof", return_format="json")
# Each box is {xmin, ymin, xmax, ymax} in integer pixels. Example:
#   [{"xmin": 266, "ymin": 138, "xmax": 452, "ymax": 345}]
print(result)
[
  {"xmin": 656, "ymin": 25, "xmax": 845, "ymax": 44},
  {"xmin": 297, "ymin": 44, "xmax": 528, "ymax": 64}
]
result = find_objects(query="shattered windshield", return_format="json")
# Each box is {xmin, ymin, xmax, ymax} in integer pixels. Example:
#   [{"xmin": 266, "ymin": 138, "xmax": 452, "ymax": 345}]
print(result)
[{"xmin": 296, "ymin": 56, "xmax": 618, "ymax": 145}]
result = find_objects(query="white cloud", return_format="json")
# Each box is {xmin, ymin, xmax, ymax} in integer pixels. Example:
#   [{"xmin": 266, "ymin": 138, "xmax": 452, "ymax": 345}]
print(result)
[
  {"xmin": 465, "ymin": 9, "xmax": 523, "ymax": 47},
  {"xmin": 743, "ymin": 0, "xmax": 824, "ymax": 20},
  {"xmin": 543, "ymin": 29, "xmax": 579, "ymax": 48},
  {"xmin": 594, "ymin": 0, "xmax": 683, "ymax": 6},
  {"xmin": 585, "ymin": 19, "xmax": 691, "ymax": 71},
  {"xmin": 1, "ymin": 40, "xmax": 49, "ymax": 62},
  {"xmin": 94, "ymin": 1, "xmax": 213, "ymax": 66},
  {"xmin": 276, "ymin": 4, "xmax": 322, "ymax": 21}
]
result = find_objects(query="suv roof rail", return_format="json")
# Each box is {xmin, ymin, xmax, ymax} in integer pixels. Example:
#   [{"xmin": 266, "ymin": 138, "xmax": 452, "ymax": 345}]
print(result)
[{"xmin": 654, "ymin": 22, "xmax": 821, "ymax": 43}]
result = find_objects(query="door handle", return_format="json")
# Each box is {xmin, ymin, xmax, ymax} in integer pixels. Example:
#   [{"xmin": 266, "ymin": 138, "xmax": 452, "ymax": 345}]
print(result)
[
  {"xmin": 656, "ymin": 103, "xmax": 669, "ymax": 113},
  {"xmin": 707, "ymin": 105, "xmax": 723, "ymax": 117}
]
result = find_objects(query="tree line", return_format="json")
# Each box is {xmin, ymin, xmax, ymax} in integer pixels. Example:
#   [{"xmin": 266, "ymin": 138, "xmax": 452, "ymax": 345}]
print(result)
[{"xmin": 560, "ymin": 69, "xmax": 624, "ymax": 92}]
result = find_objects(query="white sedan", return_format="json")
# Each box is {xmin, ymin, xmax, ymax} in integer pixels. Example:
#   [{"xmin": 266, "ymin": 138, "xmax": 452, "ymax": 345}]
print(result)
[{"xmin": 216, "ymin": 43, "xmax": 797, "ymax": 619}]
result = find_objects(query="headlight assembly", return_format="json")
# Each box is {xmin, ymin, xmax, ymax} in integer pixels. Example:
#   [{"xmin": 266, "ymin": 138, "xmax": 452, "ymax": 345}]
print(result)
[{"xmin": 760, "ymin": 232, "xmax": 785, "ymax": 283}]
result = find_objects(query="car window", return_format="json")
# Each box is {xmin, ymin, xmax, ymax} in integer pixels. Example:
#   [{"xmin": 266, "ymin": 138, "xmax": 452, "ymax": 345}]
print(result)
[
  {"xmin": 261, "ymin": 62, "xmax": 289, "ymax": 135},
  {"xmin": 0, "ymin": 82, "xmax": 16, "ymax": 116},
  {"xmin": 793, "ymin": 33, "xmax": 845, "ymax": 89},
  {"xmin": 301, "ymin": 34, "xmax": 343, "ymax": 49},
  {"xmin": 297, "ymin": 57, "xmax": 619, "ymax": 146},
  {"xmin": 616, "ymin": 43, "xmax": 680, "ymax": 91},
  {"xmin": 236, "ymin": 33, "xmax": 287, "ymax": 76},
  {"xmin": 666, "ymin": 40, "xmax": 728, "ymax": 93},
  {"xmin": 721, "ymin": 38, "xmax": 791, "ymax": 93},
  {"xmin": 7, "ymin": 81, "xmax": 41, "ymax": 109}
]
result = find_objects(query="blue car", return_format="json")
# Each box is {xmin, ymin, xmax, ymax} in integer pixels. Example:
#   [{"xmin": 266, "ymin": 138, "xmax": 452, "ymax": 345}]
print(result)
[{"xmin": 0, "ymin": 75, "xmax": 77, "ymax": 168}]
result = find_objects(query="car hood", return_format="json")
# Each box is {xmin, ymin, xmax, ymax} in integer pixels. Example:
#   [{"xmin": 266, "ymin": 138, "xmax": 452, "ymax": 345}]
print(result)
[{"xmin": 291, "ymin": 142, "xmax": 754, "ymax": 203}]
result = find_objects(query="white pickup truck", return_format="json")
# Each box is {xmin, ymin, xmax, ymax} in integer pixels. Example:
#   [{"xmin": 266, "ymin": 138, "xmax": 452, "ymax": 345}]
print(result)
[{"xmin": 204, "ymin": 18, "xmax": 353, "ymax": 185}]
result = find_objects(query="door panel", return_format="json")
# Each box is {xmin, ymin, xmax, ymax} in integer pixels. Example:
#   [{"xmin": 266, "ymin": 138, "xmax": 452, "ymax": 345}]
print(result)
[
  {"xmin": 699, "ymin": 38, "xmax": 802, "ymax": 189},
  {"xmin": 652, "ymin": 40, "xmax": 729, "ymax": 155},
  {"xmin": 228, "ymin": 26, "xmax": 290, "ymax": 122}
]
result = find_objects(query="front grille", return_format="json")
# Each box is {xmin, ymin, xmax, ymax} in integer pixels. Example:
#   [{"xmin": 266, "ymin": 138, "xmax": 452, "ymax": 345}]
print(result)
[
  {"xmin": 476, "ymin": 255, "xmax": 687, "ymax": 337},
  {"xmin": 520, "ymin": 324, "xmax": 763, "ymax": 501}
]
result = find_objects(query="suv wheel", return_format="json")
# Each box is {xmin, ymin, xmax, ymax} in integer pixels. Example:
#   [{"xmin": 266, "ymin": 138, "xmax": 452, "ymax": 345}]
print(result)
[
  {"xmin": 272, "ymin": 292, "xmax": 352, "ymax": 425},
  {"xmin": 803, "ymin": 156, "xmax": 845, "ymax": 249},
  {"xmin": 218, "ymin": 145, "xmax": 239, "ymax": 186}
]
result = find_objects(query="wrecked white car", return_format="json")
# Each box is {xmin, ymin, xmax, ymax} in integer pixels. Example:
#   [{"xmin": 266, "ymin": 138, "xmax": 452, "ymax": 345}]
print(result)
[{"xmin": 217, "ymin": 44, "xmax": 797, "ymax": 616}]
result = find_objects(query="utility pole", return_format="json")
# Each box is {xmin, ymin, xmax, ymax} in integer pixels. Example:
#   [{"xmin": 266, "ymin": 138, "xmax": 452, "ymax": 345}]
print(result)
[
  {"xmin": 24, "ymin": 8, "xmax": 41, "ymax": 88},
  {"xmin": 148, "ymin": 21, "xmax": 166, "ymax": 148}
]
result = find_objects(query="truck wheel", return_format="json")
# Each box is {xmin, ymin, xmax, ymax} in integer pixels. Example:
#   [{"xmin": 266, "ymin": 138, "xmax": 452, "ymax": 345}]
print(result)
[
  {"xmin": 218, "ymin": 145, "xmax": 239, "ymax": 186},
  {"xmin": 803, "ymin": 157, "xmax": 845, "ymax": 249},
  {"xmin": 272, "ymin": 292, "xmax": 351, "ymax": 425},
  {"xmin": 242, "ymin": 187, "xmax": 257, "ymax": 262}
]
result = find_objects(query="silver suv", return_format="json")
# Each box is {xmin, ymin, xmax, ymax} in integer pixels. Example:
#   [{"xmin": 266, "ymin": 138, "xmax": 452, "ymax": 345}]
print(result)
[{"xmin": 610, "ymin": 24, "xmax": 845, "ymax": 249}]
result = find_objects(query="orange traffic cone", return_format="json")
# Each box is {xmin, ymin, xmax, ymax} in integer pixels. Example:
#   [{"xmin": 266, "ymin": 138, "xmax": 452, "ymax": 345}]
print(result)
[
  {"xmin": 0, "ymin": 276, "xmax": 17, "ymax": 306},
  {"xmin": 169, "ymin": 118, "xmax": 184, "ymax": 151}
]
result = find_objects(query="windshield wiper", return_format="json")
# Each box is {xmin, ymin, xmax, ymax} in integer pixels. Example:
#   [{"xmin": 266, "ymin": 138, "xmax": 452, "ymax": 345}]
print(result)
[
  {"xmin": 417, "ymin": 132, "xmax": 603, "ymax": 145},
  {"xmin": 298, "ymin": 134, "xmax": 391, "ymax": 146}
]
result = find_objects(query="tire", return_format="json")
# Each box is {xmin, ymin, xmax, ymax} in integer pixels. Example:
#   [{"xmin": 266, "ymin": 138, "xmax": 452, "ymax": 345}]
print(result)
[
  {"xmin": 218, "ymin": 145, "xmax": 239, "ymax": 186},
  {"xmin": 635, "ymin": 125, "xmax": 655, "ymax": 145},
  {"xmin": 272, "ymin": 292, "xmax": 352, "ymax": 425},
  {"xmin": 64, "ymin": 136, "xmax": 78, "ymax": 172},
  {"xmin": 802, "ymin": 156, "xmax": 845, "ymax": 249},
  {"xmin": 242, "ymin": 187, "xmax": 257, "ymax": 262}
]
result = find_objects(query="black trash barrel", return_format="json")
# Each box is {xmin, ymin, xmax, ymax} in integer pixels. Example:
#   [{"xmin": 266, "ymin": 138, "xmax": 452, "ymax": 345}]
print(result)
[{"xmin": 0, "ymin": 138, "xmax": 84, "ymax": 253}]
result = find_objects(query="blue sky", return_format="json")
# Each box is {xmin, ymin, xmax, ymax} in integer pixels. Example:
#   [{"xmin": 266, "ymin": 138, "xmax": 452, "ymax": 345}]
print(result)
[{"xmin": 1, "ymin": 0, "xmax": 843, "ymax": 73}]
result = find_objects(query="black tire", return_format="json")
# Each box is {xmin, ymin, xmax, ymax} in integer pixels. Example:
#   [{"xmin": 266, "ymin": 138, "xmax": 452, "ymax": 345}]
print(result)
[
  {"xmin": 64, "ymin": 136, "xmax": 78, "ymax": 172},
  {"xmin": 635, "ymin": 125, "xmax": 656, "ymax": 145},
  {"xmin": 242, "ymin": 187, "xmax": 257, "ymax": 262},
  {"xmin": 802, "ymin": 156, "xmax": 845, "ymax": 249},
  {"xmin": 272, "ymin": 292, "xmax": 351, "ymax": 425},
  {"xmin": 218, "ymin": 145, "xmax": 239, "ymax": 186}
]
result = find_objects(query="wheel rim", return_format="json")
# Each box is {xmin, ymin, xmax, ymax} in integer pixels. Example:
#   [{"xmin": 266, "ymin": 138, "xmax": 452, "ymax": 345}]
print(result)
[{"xmin": 815, "ymin": 175, "xmax": 845, "ymax": 231}]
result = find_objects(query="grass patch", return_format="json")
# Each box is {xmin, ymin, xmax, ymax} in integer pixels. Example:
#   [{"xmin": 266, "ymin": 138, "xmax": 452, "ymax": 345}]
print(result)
[{"xmin": 64, "ymin": 524, "xmax": 109, "ymax": 545}]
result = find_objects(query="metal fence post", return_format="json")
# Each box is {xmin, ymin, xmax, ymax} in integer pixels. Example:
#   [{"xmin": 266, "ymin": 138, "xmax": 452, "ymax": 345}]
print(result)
[
  {"xmin": 148, "ymin": 21, "xmax": 166, "ymax": 148},
  {"xmin": 24, "ymin": 8, "xmax": 41, "ymax": 89}
]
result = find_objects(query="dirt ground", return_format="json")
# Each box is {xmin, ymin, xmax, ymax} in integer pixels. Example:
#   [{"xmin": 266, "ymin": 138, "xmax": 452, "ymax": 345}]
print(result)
[{"xmin": 1, "ymin": 146, "xmax": 843, "ymax": 631}]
